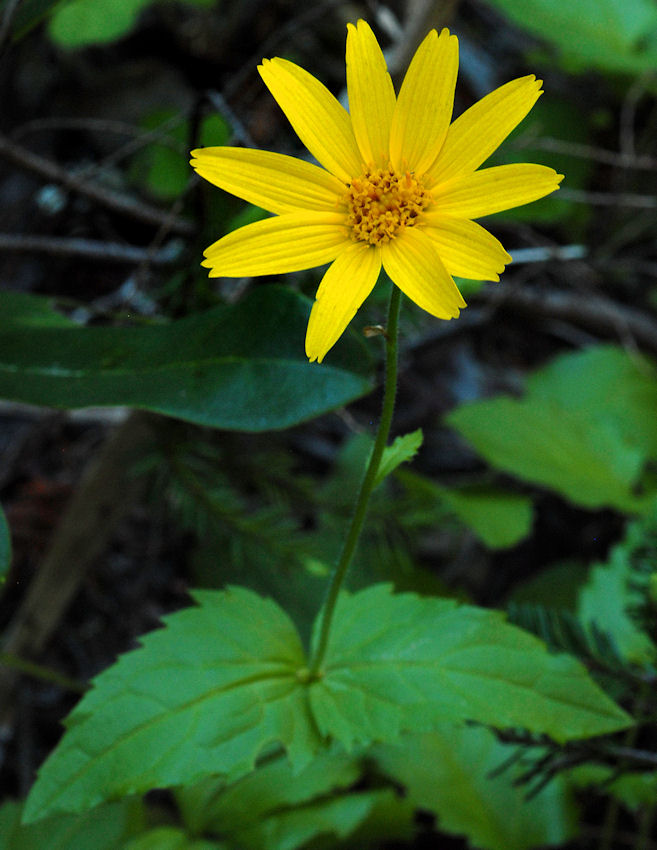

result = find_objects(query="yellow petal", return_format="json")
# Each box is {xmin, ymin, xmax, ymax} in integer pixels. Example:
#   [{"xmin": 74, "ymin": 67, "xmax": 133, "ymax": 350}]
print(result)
[
  {"xmin": 389, "ymin": 28, "xmax": 458, "ymax": 175},
  {"xmin": 381, "ymin": 227, "xmax": 465, "ymax": 318},
  {"xmin": 432, "ymin": 164, "xmax": 563, "ymax": 219},
  {"xmin": 346, "ymin": 20, "xmax": 396, "ymax": 167},
  {"xmin": 190, "ymin": 147, "xmax": 345, "ymax": 214},
  {"xmin": 306, "ymin": 241, "xmax": 381, "ymax": 363},
  {"xmin": 259, "ymin": 58, "xmax": 362, "ymax": 183},
  {"xmin": 426, "ymin": 76, "xmax": 543, "ymax": 185},
  {"xmin": 422, "ymin": 216, "xmax": 511, "ymax": 280},
  {"xmin": 202, "ymin": 212, "xmax": 348, "ymax": 277}
]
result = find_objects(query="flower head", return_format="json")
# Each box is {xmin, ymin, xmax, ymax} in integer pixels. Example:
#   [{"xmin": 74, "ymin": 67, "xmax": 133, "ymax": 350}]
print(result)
[{"xmin": 191, "ymin": 21, "xmax": 562, "ymax": 363}]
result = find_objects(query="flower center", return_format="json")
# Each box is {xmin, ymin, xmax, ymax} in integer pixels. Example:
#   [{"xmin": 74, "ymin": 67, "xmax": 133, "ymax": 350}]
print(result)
[{"xmin": 344, "ymin": 167, "xmax": 431, "ymax": 245}]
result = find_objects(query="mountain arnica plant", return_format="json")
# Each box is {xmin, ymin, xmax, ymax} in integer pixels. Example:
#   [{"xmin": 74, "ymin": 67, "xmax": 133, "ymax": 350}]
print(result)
[{"xmin": 4, "ymin": 9, "xmax": 656, "ymax": 850}]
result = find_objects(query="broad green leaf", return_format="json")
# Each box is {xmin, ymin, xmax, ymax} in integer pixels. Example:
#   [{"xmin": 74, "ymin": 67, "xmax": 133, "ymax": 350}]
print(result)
[
  {"xmin": 49, "ymin": 0, "xmax": 214, "ymax": 47},
  {"xmin": 374, "ymin": 429, "xmax": 422, "ymax": 487},
  {"xmin": 447, "ymin": 362, "xmax": 648, "ymax": 513},
  {"xmin": 219, "ymin": 789, "xmax": 402, "ymax": 850},
  {"xmin": 309, "ymin": 585, "xmax": 631, "ymax": 748},
  {"xmin": 177, "ymin": 748, "xmax": 414, "ymax": 850},
  {"xmin": 374, "ymin": 726, "xmax": 577, "ymax": 850},
  {"xmin": 0, "ymin": 797, "xmax": 144, "ymax": 849},
  {"xmin": 124, "ymin": 828, "xmax": 224, "ymax": 850},
  {"xmin": 0, "ymin": 286, "xmax": 373, "ymax": 432},
  {"xmin": 435, "ymin": 481, "xmax": 532, "ymax": 549},
  {"xmin": 23, "ymin": 588, "xmax": 321, "ymax": 823},
  {"xmin": 177, "ymin": 748, "xmax": 363, "ymax": 835},
  {"xmin": 528, "ymin": 345, "xmax": 657, "ymax": 460},
  {"xmin": 0, "ymin": 292, "xmax": 75, "ymax": 329},
  {"xmin": 484, "ymin": 0, "xmax": 657, "ymax": 73},
  {"xmin": 0, "ymin": 504, "xmax": 10, "ymax": 586},
  {"xmin": 396, "ymin": 469, "xmax": 533, "ymax": 549}
]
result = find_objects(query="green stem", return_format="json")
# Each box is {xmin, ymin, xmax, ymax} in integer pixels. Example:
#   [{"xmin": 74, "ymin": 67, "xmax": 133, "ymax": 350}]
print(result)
[
  {"xmin": 0, "ymin": 651, "xmax": 87, "ymax": 694},
  {"xmin": 309, "ymin": 285, "xmax": 402, "ymax": 675}
]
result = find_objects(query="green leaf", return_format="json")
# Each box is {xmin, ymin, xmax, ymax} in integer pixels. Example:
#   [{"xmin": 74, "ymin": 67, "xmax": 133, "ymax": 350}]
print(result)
[
  {"xmin": 124, "ymin": 828, "xmax": 224, "ymax": 850},
  {"xmin": 177, "ymin": 747, "xmax": 414, "ymax": 850},
  {"xmin": 446, "ymin": 345, "xmax": 657, "ymax": 512},
  {"xmin": 434, "ymin": 481, "xmax": 533, "ymax": 549},
  {"xmin": 0, "ymin": 286, "xmax": 373, "ymax": 432},
  {"xmin": 23, "ymin": 588, "xmax": 321, "ymax": 823},
  {"xmin": 48, "ymin": 0, "xmax": 214, "ymax": 48},
  {"xmin": 578, "ymin": 536, "xmax": 656, "ymax": 664},
  {"xmin": 0, "ymin": 292, "xmax": 75, "ymax": 329},
  {"xmin": 0, "ymin": 797, "xmax": 144, "ymax": 849},
  {"xmin": 374, "ymin": 429, "xmax": 422, "ymax": 487},
  {"xmin": 309, "ymin": 585, "xmax": 631, "ymax": 748},
  {"xmin": 374, "ymin": 726, "xmax": 577, "ymax": 850},
  {"xmin": 177, "ymin": 748, "xmax": 363, "ymax": 835},
  {"xmin": 229, "ymin": 789, "xmax": 404, "ymax": 850},
  {"xmin": 484, "ymin": 0, "xmax": 657, "ymax": 73},
  {"xmin": 396, "ymin": 469, "xmax": 533, "ymax": 549},
  {"xmin": 528, "ymin": 345, "xmax": 657, "ymax": 461},
  {"xmin": 0, "ymin": 504, "xmax": 10, "ymax": 586}
]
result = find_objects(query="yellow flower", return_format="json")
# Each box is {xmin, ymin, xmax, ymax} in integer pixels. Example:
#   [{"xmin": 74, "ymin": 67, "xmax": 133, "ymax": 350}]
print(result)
[{"xmin": 191, "ymin": 20, "xmax": 562, "ymax": 363}]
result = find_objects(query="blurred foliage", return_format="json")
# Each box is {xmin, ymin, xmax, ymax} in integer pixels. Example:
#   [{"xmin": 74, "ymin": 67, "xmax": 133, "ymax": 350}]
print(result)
[
  {"xmin": 447, "ymin": 345, "xmax": 657, "ymax": 513},
  {"xmin": 48, "ymin": 0, "xmax": 216, "ymax": 47},
  {"xmin": 129, "ymin": 110, "xmax": 231, "ymax": 202},
  {"xmin": 484, "ymin": 0, "xmax": 657, "ymax": 73}
]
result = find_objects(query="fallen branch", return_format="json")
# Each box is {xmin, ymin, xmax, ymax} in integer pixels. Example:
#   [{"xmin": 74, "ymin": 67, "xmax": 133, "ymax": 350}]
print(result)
[{"xmin": 0, "ymin": 134, "xmax": 194, "ymax": 235}]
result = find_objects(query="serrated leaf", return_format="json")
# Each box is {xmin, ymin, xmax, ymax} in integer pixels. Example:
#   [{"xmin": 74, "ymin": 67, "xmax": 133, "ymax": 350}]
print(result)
[
  {"xmin": 230, "ymin": 789, "xmax": 399, "ymax": 850},
  {"xmin": 123, "ymin": 827, "xmax": 224, "ymax": 850},
  {"xmin": 578, "ymin": 542, "xmax": 656, "ymax": 664},
  {"xmin": 0, "ymin": 797, "xmax": 144, "ymax": 849},
  {"xmin": 177, "ymin": 747, "xmax": 412, "ymax": 850},
  {"xmin": 177, "ymin": 748, "xmax": 363, "ymax": 835},
  {"xmin": 446, "ymin": 346, "xmax": 654, "ymax": 512},
  {"xmin": 0, "ymin": 286, "xmax": 373, "ymax": 432},
  {"xmin": 24, "ymin": 588, "xmax": 321, "ymax": 823},
  {"xmin": 373, "ymin": 429, "xmax": 422, "ymax": 487},
  {"xmin": 374, "ymin": 726, "xmax": 577, "ymax": 850},
  {"xmin": 309, "ymin": 585, "xmax": 631, "ymax": 749},
  {"xmin": 485, "ymin": 0, "xmax": 657, "ymax": 73}
]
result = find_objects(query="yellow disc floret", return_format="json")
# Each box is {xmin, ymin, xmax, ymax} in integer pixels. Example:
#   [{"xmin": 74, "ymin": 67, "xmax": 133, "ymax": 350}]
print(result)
[{"xmin": 344, "ymin": 166, "xmax": 431, "ymax": 245}]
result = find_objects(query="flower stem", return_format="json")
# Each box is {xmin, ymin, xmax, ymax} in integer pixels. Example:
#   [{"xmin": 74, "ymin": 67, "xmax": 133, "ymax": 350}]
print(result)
[{"xmin": 309, "ymin": 285, "xmax": 402, "ymax": 675}]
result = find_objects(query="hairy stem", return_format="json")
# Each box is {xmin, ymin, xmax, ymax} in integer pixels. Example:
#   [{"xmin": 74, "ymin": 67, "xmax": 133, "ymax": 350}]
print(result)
[{"xmin": 309, "ymin": 285, "xmax": 401, "ymax": 674}]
